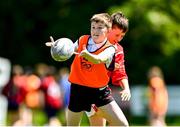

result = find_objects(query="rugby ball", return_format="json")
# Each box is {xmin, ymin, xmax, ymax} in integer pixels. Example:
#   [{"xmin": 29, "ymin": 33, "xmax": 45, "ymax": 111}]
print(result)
[{"xmin": 51, "ymin": 38, "xmax": 74, "ymax": 61}]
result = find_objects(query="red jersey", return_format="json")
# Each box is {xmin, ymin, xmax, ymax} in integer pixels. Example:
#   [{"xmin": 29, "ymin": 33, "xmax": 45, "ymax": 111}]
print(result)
[{"xmin": 108, "ymin": 43, "xmax": 128, "ymax": 86}]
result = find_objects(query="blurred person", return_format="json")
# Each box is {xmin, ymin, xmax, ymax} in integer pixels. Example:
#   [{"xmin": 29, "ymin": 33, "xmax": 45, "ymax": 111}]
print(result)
[
  {"xmin": 0, "ymin": 57, "xmax": 11, "ymax": 125},
  {"xmin": 57, "ymin": 67, "xmax": 71, "ymax": 125},
  {"xmin": 86, "ymin": 11, "xmax": 131, "ymax": 126},
  {"xmin": 0, "ymin": 57, "xmax": 11, "ymax": 88},
  {"xmin": 2, "ymin": 64, "xmax": 27, "ymax": 125},
  {"xmin": 37, "ymin": 63, "xmax": 63, "ymax": 126},
  {"xmin": 12, "ymin": 66, "xmax": 42, "ymax": 126},
  {"xmin": 58, "ymin": 67, "xmax": 71, "ymax": 108},
  {"xmin": 46, "ymin": 13, "xmax": 129, "ymax": 126},
  {"xmin": 147, "ymin": 66, "xmax": 168, "ymax": 126},
  {"xmin": 24, "ymin": 66, "xmax": 43, "ymax": 109}
]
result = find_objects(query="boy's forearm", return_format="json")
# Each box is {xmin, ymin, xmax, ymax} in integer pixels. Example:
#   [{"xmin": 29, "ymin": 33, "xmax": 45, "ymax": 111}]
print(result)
[
  {"xmin": 119, "ymin": 78, "xmax": 131, "ymax": 101},
  {"xmin": 120, "ymin": 78, "xmax": 130, "ymax": 90},
  {"xmin": 81, "ymin": 50, "xmax": 107, "ymax": 64}
]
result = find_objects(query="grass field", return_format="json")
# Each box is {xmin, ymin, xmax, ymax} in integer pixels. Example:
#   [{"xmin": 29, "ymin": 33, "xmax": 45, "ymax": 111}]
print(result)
[{"xmin": 6, "ymin": 109, "xmax": 180, "ymax": 126}]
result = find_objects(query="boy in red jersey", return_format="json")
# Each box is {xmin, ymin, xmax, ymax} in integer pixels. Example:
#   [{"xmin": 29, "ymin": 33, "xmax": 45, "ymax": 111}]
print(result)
[
  {"xmin": 86, "ymin": 12, "xmax": 131, "ymax": 126},
  {"xmin": 46, "ymin": 13, "xmax": 129, "ymax": 126}
]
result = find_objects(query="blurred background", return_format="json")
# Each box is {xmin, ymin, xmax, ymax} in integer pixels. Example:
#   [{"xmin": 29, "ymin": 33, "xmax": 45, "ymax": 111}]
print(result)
[{"xmin": 0, "ymin": 0, "xmax": 180, "ymax": 126}]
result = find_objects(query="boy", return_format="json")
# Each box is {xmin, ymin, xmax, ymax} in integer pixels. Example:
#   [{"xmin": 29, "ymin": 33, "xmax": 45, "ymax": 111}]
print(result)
[
  {"xmin": 86, "ymin": 12, "xmax": 131, "ymax": 126},
  {"xmin": 46, "ymin": 13, "xmax": 128, "ymax": 126}
]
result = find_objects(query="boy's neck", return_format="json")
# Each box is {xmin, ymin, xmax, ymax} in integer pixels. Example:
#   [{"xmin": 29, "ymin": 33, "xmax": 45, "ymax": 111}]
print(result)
[{"xmin": 94, "ymin": 37, "xmax": 107, "ymax": 44}]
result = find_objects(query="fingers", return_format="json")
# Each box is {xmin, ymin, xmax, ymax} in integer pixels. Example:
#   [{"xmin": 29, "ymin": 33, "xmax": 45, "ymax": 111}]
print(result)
[
  {"xmin": 79, "ymin": 45, "xmax": 88, "ymax": 57},
  {"xmin": 120, "ymin": 92, "xmax": 131, "ymax": 101},
  {"xmin": 121, "ymin": 93, "xmax": 131, "ymax": 101},
  {"xmin": 73, "ymin": 52, "xmax": 79, "ymax": 55},
  {"xmin": 50, "ymin": 36, "xmax": 54, "ymax": 43},
  {"xmin": 45, "ymin": 42, "xmax": 53, "ymax": 47},
  {"xmin": 45, "ymin": 36, "xmax": 55, "ymax": 47}
]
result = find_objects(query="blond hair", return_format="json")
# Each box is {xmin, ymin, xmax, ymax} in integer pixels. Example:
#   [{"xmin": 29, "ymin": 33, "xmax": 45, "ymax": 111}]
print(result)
[{"xmin": 90, "ymin": 13, "xmax": 112, "ymax": 28}]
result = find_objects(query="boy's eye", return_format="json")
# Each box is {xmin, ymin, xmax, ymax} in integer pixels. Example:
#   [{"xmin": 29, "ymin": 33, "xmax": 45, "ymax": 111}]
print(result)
[
  {"xmin": 98, "ymin": 27, "xmax": 103, "ymax": 29},
  {"xmin": 115, "ymin": 34, "xmax": 121, "ymax": 37}
]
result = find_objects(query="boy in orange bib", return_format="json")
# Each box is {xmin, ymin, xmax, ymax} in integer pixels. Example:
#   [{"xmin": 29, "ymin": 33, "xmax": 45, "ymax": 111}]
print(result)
[{"xmin": 46, "ymin": 13, "xmax": 128, "ymax": 126}]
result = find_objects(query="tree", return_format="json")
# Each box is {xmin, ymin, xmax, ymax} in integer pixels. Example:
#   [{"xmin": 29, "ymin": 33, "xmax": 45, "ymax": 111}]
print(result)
[{"xmin": 108, "ymin": 0, "xmax": 180, "ymax": 83}]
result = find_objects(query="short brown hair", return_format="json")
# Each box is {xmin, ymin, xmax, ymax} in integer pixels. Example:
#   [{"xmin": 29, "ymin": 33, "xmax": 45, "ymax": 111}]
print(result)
[
  {"xmin": 147, "ymin": 66, "xmax": 164, "ymax": 80},
  {"xmin": 90, "ymin": 13, "xmax": 112, "ymax": 28},
  {"xmin": 111, "ymin": 12, "xmax": 129, "ymax": 33}
]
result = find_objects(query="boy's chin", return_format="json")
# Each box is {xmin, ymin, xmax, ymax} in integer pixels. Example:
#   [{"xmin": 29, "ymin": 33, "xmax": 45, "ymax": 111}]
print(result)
[
  {"xmin": 92, "ymin": 38, "xmax": 102, "ymax": 43},
  {"xmin": 111, "ymin": 41, "xmax": 117, "ymax": 44},
  {"xmin": 109, "ymin": 38, "xmax": 117, "ymax": 44}
]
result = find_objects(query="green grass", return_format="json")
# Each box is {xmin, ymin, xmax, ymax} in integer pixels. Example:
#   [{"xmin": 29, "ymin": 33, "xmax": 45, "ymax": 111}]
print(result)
[{"xmin": 6, "ymin": 109, "xmax": 180, "ymax": 126}]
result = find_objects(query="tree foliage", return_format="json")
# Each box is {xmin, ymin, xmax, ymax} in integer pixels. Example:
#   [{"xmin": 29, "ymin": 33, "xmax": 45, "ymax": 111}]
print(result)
[
  {"xmin": 0, "ymin": 0, "xmax": 179, "ymax": 84},
  {"xmin": 108, "ymin": 0, "xmax": 180, "ymax": 84}
]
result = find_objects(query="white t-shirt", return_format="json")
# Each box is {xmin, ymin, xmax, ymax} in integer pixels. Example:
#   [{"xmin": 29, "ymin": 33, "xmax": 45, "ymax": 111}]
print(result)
[{"xmin": 73, "ymin": 37, "xmax": 115, "ymax": 67}]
